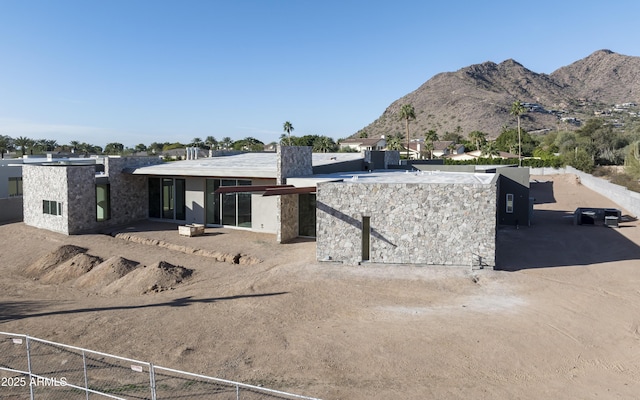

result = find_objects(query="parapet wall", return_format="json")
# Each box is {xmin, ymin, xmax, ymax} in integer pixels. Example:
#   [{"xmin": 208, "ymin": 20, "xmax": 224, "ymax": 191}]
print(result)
[
  {"xmin": 530, "ymin": 166, "xmax": 640, "ymax": 218},
  {"xmin": 276, "ymin": 146, "xmax": 312, "ymax": 184},
  {"xmin": 316, "ymin": 181, "xmax": 497, "ymax": 267}
]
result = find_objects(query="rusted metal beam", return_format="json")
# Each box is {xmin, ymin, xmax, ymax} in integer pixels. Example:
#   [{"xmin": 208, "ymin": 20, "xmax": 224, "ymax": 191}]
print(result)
[
  {"xmin": 262, "ymin": 187, "xmax": 316, "ymax": 196},
  {"xmin": 214, "ymin": 185, "xmax": 293, "ymax": 194}
]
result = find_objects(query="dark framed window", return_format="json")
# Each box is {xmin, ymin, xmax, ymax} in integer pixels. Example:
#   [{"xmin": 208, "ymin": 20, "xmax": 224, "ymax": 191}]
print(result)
[
  {"xmin": 205, "ymin": 178, "xmax": 252, "ymax": 227},
  {"xmin": 506, "ymin": 193, "xmax": 514, "ymax": 214},
  {"xmin": 43, "ymin": 200, "xmax": 62, "ymax": 216},
  {"xmin": 148, "ymin": 177, "xmax": 186, "ymax": 221},
  {"xmin": 96, "ymin": 184, "xmax": 111, "ymax": 221},
  {"xmin": 8, "ymin": 177, "xmax": 22, "ymax": 197}
]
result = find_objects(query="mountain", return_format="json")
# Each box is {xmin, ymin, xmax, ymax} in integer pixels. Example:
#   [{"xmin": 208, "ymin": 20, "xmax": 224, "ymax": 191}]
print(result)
[{"xmin": 355, "ymin": 50, "xmax": 640, "ymax": 140}]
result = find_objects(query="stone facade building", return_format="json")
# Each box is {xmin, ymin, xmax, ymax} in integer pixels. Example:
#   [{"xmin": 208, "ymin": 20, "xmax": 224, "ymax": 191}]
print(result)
[
  {"xmin": 316, "ymin": 171, "xmax": 498, "ymax": 268},
  {"xmin": 20, "ymin": 146, "xmax": 519, "ymax": 268},
  {"xmin": 23, "ymin": 156, "xmax": 162, "ymax": 234}
]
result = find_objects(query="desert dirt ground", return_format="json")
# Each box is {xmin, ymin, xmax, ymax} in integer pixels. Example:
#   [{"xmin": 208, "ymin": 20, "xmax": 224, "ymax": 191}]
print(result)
[{"xmin": 1, "ymin": 173, "xmax": 640, "ymax": 399}]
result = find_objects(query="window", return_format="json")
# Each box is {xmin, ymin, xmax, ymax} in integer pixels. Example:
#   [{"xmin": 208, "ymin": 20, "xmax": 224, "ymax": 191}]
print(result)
[
  {"xmin": 96, "ymin": 184, "xmax": 111, "ymax": 221},
  {"xmin": 148, "ymin": 178, "xmax": 186, "ymax": 221},
  {"xmin": 298, "ymin": 193, "xmax": 316, "ymax": 237},
  {"xmin": 506, "ymin": 193, "xmax": 514, "ymax": 214},
  {"xmin": 205, "ymin": 178, "xmax": 252, "ymax": 228},
  {"xmin": 43, "ymin": 200, "xmax": 62, "ymax": 216},
  {"xmin": 8, "ymin": 177, "xmax": 22, "ymax": 197}
]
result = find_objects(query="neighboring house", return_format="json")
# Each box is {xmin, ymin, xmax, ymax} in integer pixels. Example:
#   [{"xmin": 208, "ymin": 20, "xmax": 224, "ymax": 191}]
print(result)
[
  {"xmin": 339, "ymin": 136, "xmax": 386, "ymax": 152},
  {"xmin": 405, "ymin": 141, "xmax": 465, "ymax": 159},
  {"xmin": 448, "ymin": 150, "xmax": 519, "ymax": 161},
  {"xmin": 432, "ymin": 141, "xmax": 465, "ymax": 158},
  {"xmin": 21, "ymin": 146, "xmax": 530, "ymax": 269}
]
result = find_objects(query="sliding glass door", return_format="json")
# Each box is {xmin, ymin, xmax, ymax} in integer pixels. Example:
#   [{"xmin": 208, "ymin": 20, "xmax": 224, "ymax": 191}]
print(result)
[
  {"xmin": 205, "ymin": 178, "xmax": 252, "ymax": 227},
  {"xmin": 148, "ymin": 177, "xmax": 186, "ymax": 221}
]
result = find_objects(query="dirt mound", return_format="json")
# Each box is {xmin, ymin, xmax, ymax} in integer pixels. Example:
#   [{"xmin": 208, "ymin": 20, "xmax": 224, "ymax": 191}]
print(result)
[
  {"xmin": 74, "ymin": 256, "xmax": 140, "ymax": 289},
  {"xmin": 101, "ymin": 261, "xmax": 193, "ymax": 295},
  {"xmin": 39, "ymin": 253, "xmax": 103, "ymax": 284},
  {"xmin": 24, "ymin": 245, "xmax": 88, "ymax": 278}
]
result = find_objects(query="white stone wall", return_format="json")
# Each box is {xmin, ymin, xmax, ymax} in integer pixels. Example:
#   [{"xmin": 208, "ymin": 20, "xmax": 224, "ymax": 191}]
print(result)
[
  {"xmin": 23, "ymin": 165, "xmax": 75, "ymax": 234},
  {"xmin": 316, "ymin": 182, "xmax": 497, "ymax": 267},
  {"xmin": 23, "ymin": 157, "xmax": 163, "ymax": 235}
]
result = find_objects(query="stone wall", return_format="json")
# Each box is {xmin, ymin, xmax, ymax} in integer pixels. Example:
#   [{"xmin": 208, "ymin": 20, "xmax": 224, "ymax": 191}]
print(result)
[
  {"xmin": 23, "ymin": 165, "xmax": 74, "ymax": 234},
  {"xmin": 276, "ymin": 146, "xmax": 313, "ymax": 184},
  {"xmin": 104, "ymin": 157, "xmax": 163, "ymax": 227},
  {"xmin": 276, "ymin": 146, "xmax": 312, "ymax": 242},
  {"xmin": 316, "ymin": 181, "xmax": 497, "ymax": 267},
  {"xmin": 277, "ymin": 194, "xmax": 299, "ymax": 243},
  {"xmin": 66, "ymin": 166, "xmax": 101, "ymax": 233}
]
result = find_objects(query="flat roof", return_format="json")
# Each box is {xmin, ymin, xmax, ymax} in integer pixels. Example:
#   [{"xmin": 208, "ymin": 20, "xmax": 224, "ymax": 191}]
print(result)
[
  {"xmin": 289, "ymin": 169, "xmax": 496, "ymax": 187},
  {"xmin": 130, "ymin": 152, "xmax": 364, "ymax": 178}
]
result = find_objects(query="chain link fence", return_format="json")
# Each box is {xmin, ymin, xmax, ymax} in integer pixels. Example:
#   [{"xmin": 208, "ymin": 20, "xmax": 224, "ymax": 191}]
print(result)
[{"xmin": 0, "ymin": 332, "xmax": 321, "ymax": 400}]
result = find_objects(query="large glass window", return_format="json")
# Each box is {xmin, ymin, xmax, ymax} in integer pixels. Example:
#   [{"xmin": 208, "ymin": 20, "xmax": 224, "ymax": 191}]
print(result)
[
  {"xmin": 8, "ymin": 177, "xmax": 22, "ymax": 197},
  {"xmin": 149, "ymin": 179, "xmax": 161, "ymax": 218},
  {"xmin": 96, "ymin": 184, "xmax": 111, "ymax": 221},
  {"xmin": 148, "ymin": 178, "xmax": 186, "ymax": 221},
  {"xmin": 206, "ymin": 178, "xmax": 252, "ymax": 228},
  {"xmin": 298, "ymin": 193, "xmax": 316, "ymax": 237},
  {"xmin": 206, "ymin": 179, "xmax": 220, "ymax": 225}
]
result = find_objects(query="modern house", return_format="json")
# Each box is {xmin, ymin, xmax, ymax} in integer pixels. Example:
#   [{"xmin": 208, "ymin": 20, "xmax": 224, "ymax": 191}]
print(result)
[
  {"xmin": 406, "ymin": 141, "xmax": 465, "ymax": 159},
  {"xmin": 448, "ymin": 150, "xmax": 519, "ymax": 161},
  {"xmin": 21, "ymin": 146, "xmax": 530, "ymax": 268},
  {"xmin": 338, "ymin": 136, "xmax": 387, "ymax": 152}
]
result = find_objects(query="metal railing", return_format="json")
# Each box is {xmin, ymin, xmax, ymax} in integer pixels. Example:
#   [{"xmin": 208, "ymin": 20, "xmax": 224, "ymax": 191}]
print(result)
[{"xmin": 0, "ymin": 332, "xmax": 321, "ymax": 400}]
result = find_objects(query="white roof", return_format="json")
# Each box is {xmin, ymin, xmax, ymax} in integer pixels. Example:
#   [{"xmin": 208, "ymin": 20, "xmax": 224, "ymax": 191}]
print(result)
[
  {"xmin": 130, "ymin": 152, "xmax": 364, "ymax": 178},
  {"xmin": 293, "ymin": 169, "xmax": 496, "ymax": 186}
]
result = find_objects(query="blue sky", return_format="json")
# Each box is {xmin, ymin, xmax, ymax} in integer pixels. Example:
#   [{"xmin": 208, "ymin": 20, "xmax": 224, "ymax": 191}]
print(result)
[{"xmin": 1, "ymin": 0, "xmax": 639, "ymax": 148}]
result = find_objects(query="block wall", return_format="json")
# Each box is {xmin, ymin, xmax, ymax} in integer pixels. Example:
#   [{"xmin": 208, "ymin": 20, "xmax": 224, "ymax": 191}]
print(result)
[
  {"xmin": 316, "ymin": 182, "xmax": 497, "ymax": 267},
  {"xmin": 104, "ymin": 157, "xmax": 162, "ymax": 226}
]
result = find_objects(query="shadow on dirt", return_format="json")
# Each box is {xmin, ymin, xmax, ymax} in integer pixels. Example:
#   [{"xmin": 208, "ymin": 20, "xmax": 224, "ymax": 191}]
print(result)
[
  {"xmin": 0, "ymin": 293, "xmax": 288, "ymax": 322},
  {"xmin": 496, "ymin": 209, "xmax": 640, "ymax": 271}
]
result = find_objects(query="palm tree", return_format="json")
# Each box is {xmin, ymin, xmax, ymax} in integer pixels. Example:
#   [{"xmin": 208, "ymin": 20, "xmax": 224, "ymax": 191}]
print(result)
[
  {"xmin": 205, "ymin": 136, "xmax": 218, "ymax": 151},
  {"xmin": 0, "ymin": 135, "xmax": 12, "ymax": 159},
  {"xmin": 283, "ymin": 121, "xmax": 294, "ymax": 146},
  {"xmin": 481, "ymin": 140, "xmax": 500, "ymax": 159},
  {"xmin": 69, "ymin": 140, "xmax": 80, "ymax": 153},
  {"xmin": 468, "ymin": 131, "xmax": 487, "ymax": 151},
  {"xmin": 424, "ymin": 130, "xmax": 439, "ymax": 159},
  {"xmin": 221, "ymin": 136, "xmax": 233, "ymax": 150},
  {"xmin": 385, "ymin": 133, "xmax": 404, "ymax": 151},
  {"xmin": 190, "ymin": 137, "xmax": 203, "ymax": 148},
  {"xmin": 313, "ymin": 136, "xmax": 336, "ymax": 153},
  {"xmin": 510, "ymin": 100, "xmax": 526, "ymax": 166},
  {"xmin": 398, "ymin": 104, "xmax": 416, "ymax": 159},
  {"xmin": 14, "ymin": 136, "xmax": 31, "ymax": 157}
]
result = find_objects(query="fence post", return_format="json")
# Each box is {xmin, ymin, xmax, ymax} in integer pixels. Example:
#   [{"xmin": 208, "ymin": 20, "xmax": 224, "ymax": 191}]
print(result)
[
  {"xmin": 26, "ymin": 336, "xmax": 34, "ymax": 400},
  {"xmin": 149, "ymin": 362, "xmax": 157, "ymax": 400},
  {"xmin": 82, "ymin": 350, "xmax": 89, "ymax": 400},
  {"xmin": 236, "ymin": 383, "xmax": 240, "ymax": 400}
]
